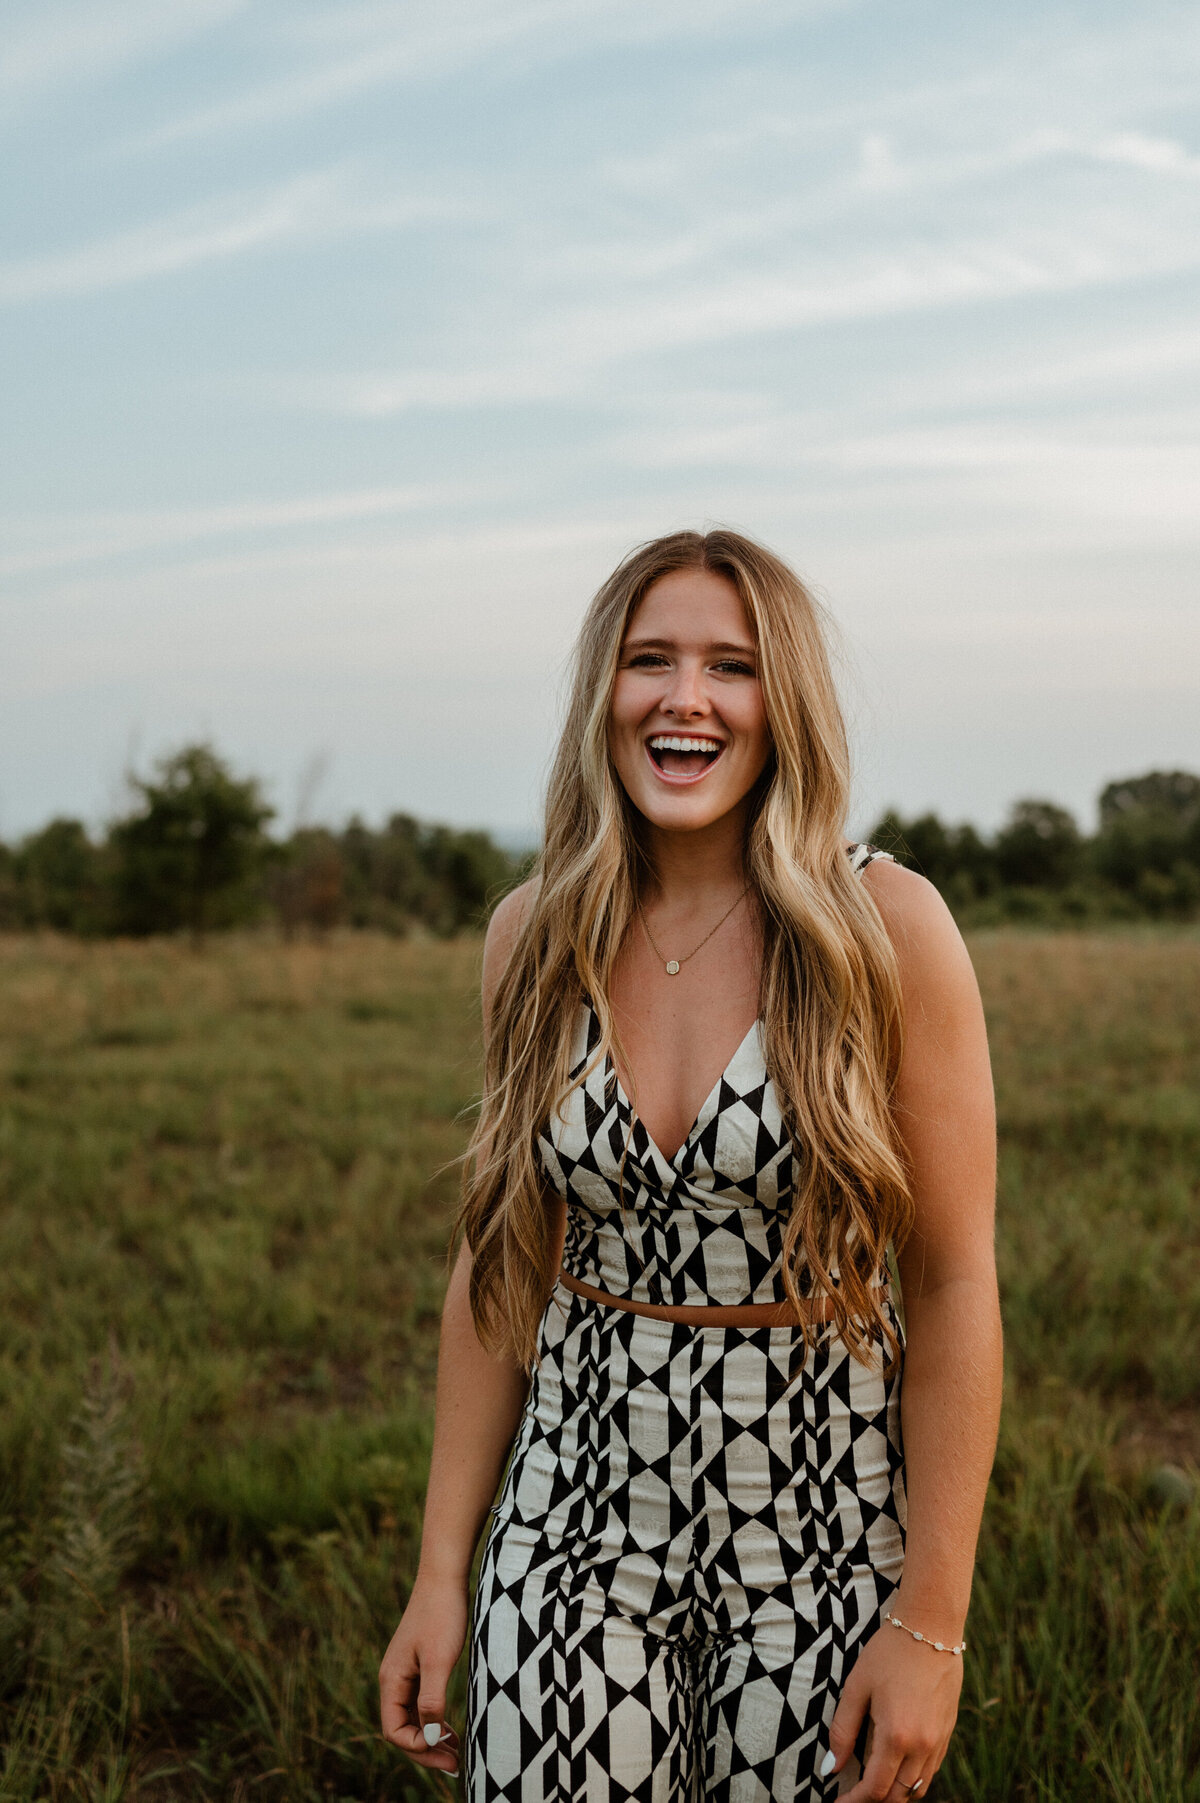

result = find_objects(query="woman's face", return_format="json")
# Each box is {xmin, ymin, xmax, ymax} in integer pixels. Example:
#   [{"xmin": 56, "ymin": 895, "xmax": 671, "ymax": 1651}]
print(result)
[{"xmin": 609, "ymin": 567, "xmax": 772, "ymax": 837}]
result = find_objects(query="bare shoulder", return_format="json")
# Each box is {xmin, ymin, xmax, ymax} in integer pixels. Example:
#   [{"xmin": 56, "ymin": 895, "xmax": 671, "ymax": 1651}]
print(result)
[
  {"xmin": 484, "ymin": 873, "xmax": 541, "ymax": 963},
  {"xmin": 860, "ymin": 856, "xmax": 981, "ymax": 1021},
  {"xmin": 481, "ymin": 874, "xmax": 541, "ymax": 1030}
]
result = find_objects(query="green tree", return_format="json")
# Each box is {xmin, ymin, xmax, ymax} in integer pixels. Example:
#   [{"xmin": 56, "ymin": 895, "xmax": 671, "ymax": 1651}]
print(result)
[
  {"xmin": 868, "ymin": 810, "xmax": 996, "ymax": 906},
  {"xmin": 994, "ymin": 800, "xmax": 1082, "ymax": 890},
  {"xmin": 0, "ymin": 842, "xmax": 19, "ymax": 930},
  {"xmin": 109, "ymin": 744, "xmax": 274, "ymax": 940},
  {"xmin": 1094, "ymin": 768, "xmax": 1200, "ymax": 913},
  {"xmin": 336, "ymin": 814, "xmax": 517, "ymax": 935},
  {"xmin": 339, "ymin": 814, "xmax": 430, "ymax": 932},
  {"xmin": 420, "ymin": 823, "xmax": 514, "ymax": 933},
  {"xmin": 12, "ymin": 818, "xmax": 106, "ymax": 933},
  {"xmin": 1098, "ymin": 769, "xmax": 1200, "ymax": 830}
]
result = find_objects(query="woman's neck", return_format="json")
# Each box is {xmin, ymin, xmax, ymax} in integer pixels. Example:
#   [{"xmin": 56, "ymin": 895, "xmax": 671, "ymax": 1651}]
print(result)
[{"xmin": 640, "ymin": 809, "xmax": 748, "ymax": 910}]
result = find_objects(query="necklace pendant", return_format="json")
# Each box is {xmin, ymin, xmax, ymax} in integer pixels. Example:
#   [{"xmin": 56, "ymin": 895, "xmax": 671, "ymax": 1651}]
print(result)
[{"xmin": 665, "ymin": 959, "xmax": 680, "ymax": 975}]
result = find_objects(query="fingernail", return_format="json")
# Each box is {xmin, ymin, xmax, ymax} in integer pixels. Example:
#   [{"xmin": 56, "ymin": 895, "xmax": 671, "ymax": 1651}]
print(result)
[
  {"xmin": 820, "ymin": 1748, "xmax": 837, "ymax": 1778},
  {"xmin": 439, "ymin": 1729, "xmax": 456, "ymax": 1745},
  {"xmin": 448, "ymin": 1767, "xmax": 459, "ymax": 1778},
  {"xmin": 422, "ymin": 1723, "xmax": 442, "ymax": 1747}
]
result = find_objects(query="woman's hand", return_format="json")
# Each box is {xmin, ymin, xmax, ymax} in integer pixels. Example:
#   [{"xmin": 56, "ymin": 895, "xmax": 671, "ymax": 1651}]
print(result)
[
  {"xmin": 379, "ymin": 1575, "xmax": 468, "ymax": 1778},
  {"xmin": 823, "ymin": 1621, "xmax": 962, "ymax": 1799}
]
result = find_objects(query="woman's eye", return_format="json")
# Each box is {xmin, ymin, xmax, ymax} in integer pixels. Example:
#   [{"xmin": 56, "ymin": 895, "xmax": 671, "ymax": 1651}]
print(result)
[{"xmin": 622, "ymin": 653, "xmax": 755, "ymax": 674}]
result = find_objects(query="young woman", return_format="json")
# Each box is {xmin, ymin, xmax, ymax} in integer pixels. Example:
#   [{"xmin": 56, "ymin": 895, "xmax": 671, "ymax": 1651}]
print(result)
[{"xmin": 380, "ymin": 529, "xmax": 1002, "ymax": 1801}]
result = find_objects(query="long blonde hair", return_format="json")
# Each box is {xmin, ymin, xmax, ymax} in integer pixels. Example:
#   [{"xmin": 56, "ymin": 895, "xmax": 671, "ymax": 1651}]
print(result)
[{"xmin": 455, "ymin": 528, "xmax": 913, "ymax": 1374}]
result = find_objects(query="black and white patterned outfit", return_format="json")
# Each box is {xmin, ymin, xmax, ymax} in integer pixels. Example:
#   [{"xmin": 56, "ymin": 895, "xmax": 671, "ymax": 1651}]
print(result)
[{"xmin": 465, "ymin": 846, "xmax": 906, "ymax": 1801}]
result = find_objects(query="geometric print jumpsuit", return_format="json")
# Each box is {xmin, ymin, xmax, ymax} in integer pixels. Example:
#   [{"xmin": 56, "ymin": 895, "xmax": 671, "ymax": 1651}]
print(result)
[{"xmin": 464, "ymin": 847, "xmax": 907, "ymax": 1800}]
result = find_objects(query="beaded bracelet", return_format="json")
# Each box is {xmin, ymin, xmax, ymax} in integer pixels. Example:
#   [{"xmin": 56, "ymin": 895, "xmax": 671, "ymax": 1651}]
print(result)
[{"xmin": 884, "ymin": 1611, "xmax": 966, "ymax": 1656}]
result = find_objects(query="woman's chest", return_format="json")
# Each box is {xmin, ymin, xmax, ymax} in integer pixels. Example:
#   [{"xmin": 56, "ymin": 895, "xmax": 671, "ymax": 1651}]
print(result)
[
  {"xmin": 607, "ymin": 930, "xmax": 761, "ymax": 1165},
  {"xmin": 543, "ymin": 1000, "xmax": 792, "ymax": 1211}
]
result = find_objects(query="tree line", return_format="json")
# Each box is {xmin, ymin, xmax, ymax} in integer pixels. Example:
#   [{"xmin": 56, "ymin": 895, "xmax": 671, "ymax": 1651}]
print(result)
[
  {"xmin": 0, "ymin": 745, "xmax": 522, "ymax": 941},
  {"xmin": 1, "ymin": 744, "xmax": 1198, "ymax": 938},
  {"xmin": 870, "ymin": 769, "xmax": 1200, "ymax": 922}
]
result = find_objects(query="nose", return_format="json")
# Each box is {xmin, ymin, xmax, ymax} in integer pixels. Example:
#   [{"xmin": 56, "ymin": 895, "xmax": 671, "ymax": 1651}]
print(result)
[{"xmin": 661, "ymin": 658, "xmax": 709, "ymax": 720}]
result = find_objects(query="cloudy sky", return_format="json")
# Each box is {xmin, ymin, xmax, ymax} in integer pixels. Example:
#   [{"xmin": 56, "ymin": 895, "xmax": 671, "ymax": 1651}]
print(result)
[{"xmin": 2, "ymin": 0, "xmax": 1198, "ymax": 845}]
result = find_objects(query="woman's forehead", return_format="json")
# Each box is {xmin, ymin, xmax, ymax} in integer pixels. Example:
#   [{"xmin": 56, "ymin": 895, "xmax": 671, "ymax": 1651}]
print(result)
[{"xmin": 625, "ymin": 567, "xmax": 754, "ymax": 641}]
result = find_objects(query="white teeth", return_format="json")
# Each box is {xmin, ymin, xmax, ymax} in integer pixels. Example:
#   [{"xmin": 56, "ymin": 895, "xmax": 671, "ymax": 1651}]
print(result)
[{"xmin": 648, "ymin": 736, "xmax": 723, "ymax": 753}]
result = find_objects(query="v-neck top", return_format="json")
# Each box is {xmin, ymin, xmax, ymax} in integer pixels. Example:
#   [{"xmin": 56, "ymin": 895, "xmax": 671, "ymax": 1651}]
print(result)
[{"xmin": 536, "ymin": 843, "xmax": 895, "ymax": 1308}]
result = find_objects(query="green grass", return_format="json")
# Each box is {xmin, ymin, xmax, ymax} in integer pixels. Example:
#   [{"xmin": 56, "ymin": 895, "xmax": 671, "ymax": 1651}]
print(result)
[{"xmin": 0, "ymin": 928, "xmax": 1197, "ymax": 1800}]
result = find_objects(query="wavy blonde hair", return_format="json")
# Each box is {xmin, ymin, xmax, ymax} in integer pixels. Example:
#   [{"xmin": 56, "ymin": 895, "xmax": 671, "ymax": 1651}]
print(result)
[{"xmin": 455, "ymin": 528, "xmax": 913, "ymax": 1375}]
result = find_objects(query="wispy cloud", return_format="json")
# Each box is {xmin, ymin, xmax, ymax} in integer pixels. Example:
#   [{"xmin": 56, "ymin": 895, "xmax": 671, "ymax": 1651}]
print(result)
[
  {"xmin": 298, "ymin": 215, "xmax": 1200, "ymax": 419},
  {"xmin": 824, "ymin": 322, "xmax": 1200, "ymax": 418},
  {"xmin": 602, "ymin": 118, "xmax": 1200, "ymax": 227},
  {"xmin": 1086, "ymin": 129, "xmax": 1200, "ymax": 179},
  {"xmin": 281, "ymin": 364, "xmax": 574, "ymax": 416},
  {"xmin": 0, "ymin": 484, "xmax": 473, "ymax": 577},
  {"xmin": 613, "ymin": 417, "xmax": 1200, "ymax": 538},
  {"xmin": 0, "ymin": 0, "xmax": 249, "ymax": 107},
  {"xmin": 1022, "ymin": 127, "xmax": 1200, "ymax": 181},
  {"xmin": 856, "ymin": 132, "xmax": 907, "ymax": 192},
  {"xmin": 0, "ymin": 172, "xmax": 455, "ymax": 304},
  {"xmin": 124, "ymin": 0, "xmax": 851, "ymax": 148},
  {"xmin": 524, "ymin": 114, "xmax": 1200, "ymax": 320}
]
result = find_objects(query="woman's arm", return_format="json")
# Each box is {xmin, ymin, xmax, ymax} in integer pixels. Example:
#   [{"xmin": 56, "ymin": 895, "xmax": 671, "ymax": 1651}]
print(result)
[
  {"xmin": 878, "ymin": 858, "xmax": 1002, "ymax": 1643},
  {"xmin": 411, "ymin": 1244, "xmax": 531, "ymax": 1590},
  {"xmin": 378, "ymin": 878, "xmax": 542, "ymax": 1777},
  {"xmin": 827, "ymin": 862, "xmax": 1003, "ymax": 1802}
]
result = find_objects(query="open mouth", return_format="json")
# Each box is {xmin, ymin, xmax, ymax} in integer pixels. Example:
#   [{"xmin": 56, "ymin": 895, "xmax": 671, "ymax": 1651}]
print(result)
[{"xmin": 646, "ymin": 734, "xmax": 725, "ymax": 779}]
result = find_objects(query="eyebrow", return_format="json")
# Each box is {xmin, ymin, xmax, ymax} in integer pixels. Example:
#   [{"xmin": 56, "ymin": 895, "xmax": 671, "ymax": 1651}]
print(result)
[{"xmin": 622, "ymin": 636, "xmax": 757, "ymax": 656}]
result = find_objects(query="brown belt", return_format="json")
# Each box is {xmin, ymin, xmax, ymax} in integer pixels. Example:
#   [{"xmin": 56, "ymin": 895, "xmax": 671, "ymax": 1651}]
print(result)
[{"xmin": 557, "ymin": 1269, "xmax": 837, "ymax": 1327}]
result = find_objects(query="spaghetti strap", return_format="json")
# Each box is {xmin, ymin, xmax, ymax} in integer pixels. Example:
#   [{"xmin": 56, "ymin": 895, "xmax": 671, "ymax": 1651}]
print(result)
[{"xmin": 848, "ymin": 840, "xmax": 895, "ymax": 876}]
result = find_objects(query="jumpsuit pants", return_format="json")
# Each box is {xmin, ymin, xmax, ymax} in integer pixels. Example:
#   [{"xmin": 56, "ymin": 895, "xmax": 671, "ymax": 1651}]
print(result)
[{"xmin": 464, "ymin": 1280, "xmax": 907, "ymax": 1801}]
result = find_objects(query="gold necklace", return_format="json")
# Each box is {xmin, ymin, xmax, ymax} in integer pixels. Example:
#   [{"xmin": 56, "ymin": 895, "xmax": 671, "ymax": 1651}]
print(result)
[{"xmin": 638, "ymin": 886, "xmax": 749, "ymax": 976}]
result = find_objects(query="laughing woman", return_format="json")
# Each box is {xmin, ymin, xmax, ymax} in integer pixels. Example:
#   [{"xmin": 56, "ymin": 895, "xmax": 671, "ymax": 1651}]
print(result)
[{"xmin": 380, "ymin": 529, "xmax": 1003, "ymax": 1801}]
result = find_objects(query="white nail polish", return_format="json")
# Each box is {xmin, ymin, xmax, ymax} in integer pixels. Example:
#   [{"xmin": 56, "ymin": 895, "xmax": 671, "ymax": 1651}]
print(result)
[
  {"xmin": 423, "ymin": 1723, "xmax": 441, "ymax": 1747},
  {"xmin": 439, "ymin": 1729, "xmax": 455, "ymax": 1745},
  {"xmin": 819, "ymin": 1748, "xmax": 837, "ymax": 1778}
]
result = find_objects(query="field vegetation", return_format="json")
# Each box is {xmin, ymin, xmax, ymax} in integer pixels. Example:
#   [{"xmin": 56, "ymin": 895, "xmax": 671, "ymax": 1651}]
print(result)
[{"xmin": 0, "ymin": 929, "xmax": 1197, "ymax": 1800}]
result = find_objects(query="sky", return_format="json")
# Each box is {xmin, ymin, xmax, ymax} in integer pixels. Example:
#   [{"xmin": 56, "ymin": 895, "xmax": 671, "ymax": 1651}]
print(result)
[{"xmin": 2, "ymin": 0, "xmax": 1198, "ymax": 847}]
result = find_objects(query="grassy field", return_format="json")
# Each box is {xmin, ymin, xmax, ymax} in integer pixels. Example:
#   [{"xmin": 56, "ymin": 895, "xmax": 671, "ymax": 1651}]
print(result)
[{"xmin": 0, "ymin": 929, "xmax": 1197, "ymax": 1801}]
